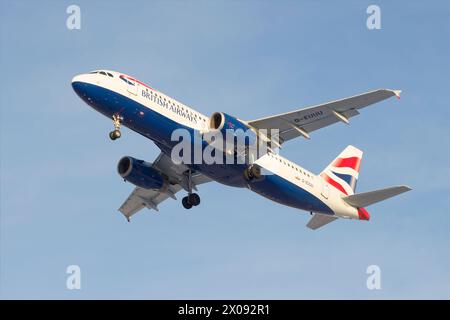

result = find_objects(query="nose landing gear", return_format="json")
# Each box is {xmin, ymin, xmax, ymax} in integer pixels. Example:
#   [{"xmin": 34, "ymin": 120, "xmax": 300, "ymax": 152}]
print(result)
[
  {"xmin": 109, "ymin": 130, "xmax": 121, "ymax": 140},
  {"xmin": 109, "ymin": 114, "xmax": 123, "ymax": 140}
]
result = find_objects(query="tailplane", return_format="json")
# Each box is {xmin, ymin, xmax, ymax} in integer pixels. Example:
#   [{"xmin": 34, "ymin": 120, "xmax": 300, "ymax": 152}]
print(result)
[
  {"xmin": 313, "ymin": 146, "xmax": 412, "ymax": 230},
  {"xmin": 320, "ymin": 145, "xmax": 362, "ymax": 195},
  {"xmin": 342, "ymin": 185, "xmax": 412, "ymax": 208}
]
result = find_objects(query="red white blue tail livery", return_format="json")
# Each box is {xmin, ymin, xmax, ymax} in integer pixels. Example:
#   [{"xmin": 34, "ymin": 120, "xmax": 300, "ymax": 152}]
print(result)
[{"xmin": 320, "ymin": 145, "xmax": 362, "ymax": 195}]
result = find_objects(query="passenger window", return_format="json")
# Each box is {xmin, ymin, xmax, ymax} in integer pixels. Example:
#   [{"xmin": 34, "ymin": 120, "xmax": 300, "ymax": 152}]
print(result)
[{"xmin": 107, "ymin": 72, "xmax": 113, "ymax": 77}]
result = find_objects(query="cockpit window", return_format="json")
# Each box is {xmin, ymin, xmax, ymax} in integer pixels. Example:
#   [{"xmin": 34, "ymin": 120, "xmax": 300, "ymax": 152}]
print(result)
[
  {"xmin": 119, "ymin": 76, "xmax": 134, "ymax": 85},
  {"xmin": 89, "ymin": 70, "xmax": 113, "ymax": 77}
]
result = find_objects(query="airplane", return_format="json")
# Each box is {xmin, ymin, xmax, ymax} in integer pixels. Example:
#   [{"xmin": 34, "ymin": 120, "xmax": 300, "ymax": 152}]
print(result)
[{"xmin": 71, "ymin": 69, "xmax": 411, "ymax": 230}]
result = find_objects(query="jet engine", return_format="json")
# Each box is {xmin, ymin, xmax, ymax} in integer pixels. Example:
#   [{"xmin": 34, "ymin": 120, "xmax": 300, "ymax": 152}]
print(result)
[
  {"xmin": 209, "ymin": 112, "xmax": 251, "ymax": 133},
  {"xmin": 243, "ymin": 165, "xmax": 262, "ymax": 181},
  {"xmin": 208, "ymin": 112, "xmax": 258, "ymax": 155},
  {"xmin": 117, "ymin": 156, "xmax": 167, "ymax": 190}
]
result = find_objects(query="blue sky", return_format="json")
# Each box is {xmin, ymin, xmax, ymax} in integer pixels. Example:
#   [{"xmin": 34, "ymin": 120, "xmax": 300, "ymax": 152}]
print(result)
[{"xmin": 1, "ymin": 0, "xmax": 449, "ymax": 299}]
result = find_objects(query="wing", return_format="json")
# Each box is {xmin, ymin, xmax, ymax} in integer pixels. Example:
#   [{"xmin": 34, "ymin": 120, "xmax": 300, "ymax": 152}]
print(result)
[
  {"xmin": 118, "ymin": 153, "xmax": 212, "ymax": 221},
  {"xmin": 306, "ymin": 214, "xmax": 338, "ymax": 230},
  {"xmin": 247, "ymin": 89, "xmax": 401, "ymax": 144}
]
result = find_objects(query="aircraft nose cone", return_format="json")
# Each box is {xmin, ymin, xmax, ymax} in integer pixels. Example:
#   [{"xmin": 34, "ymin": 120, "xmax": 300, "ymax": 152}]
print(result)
[
  {"xmin": 71, "ymin": 74, "xmax": 88, "ymax": 97},
  {"xmin": 71, "ymin": 73, "xmax": 82, "ymax": 86},
  {"xmin": 71, "ymin": 74, "xmax": 83, "ymax": 84}
]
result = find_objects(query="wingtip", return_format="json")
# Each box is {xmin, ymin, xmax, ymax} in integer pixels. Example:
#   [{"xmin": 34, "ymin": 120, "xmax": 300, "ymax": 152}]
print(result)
[
  {"xmin": 391, "ymin": 89, "xmax": 402, "ymax": 99},
  {"xmin": 118, "ymin": 209, "xmax": 131, "ymax": 222},
  {"xmin": 394, "ymin": 185, "xmax": 413, "ymax": 194},
  {"xmin": 401, "ymin": 185, "xmax": 413, "ymax": 191}
]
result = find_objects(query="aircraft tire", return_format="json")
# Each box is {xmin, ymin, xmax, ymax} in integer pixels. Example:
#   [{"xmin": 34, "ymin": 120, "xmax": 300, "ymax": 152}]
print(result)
[
  {"xmin": 182, "ymin": 196, "xmax": 193, "ymax": 209},
  {"xmin": 188, "ymin": 193, "xmax": 200, "ymax": 206}
]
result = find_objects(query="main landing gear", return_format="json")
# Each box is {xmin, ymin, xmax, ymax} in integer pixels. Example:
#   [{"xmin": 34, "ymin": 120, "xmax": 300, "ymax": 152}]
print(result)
[
  {"xmin": 181, "ymin": 169, "xmax": 201, "ymax": 209},
  {"xmin": 109, "ymin": 114, "xmax": 123, "ymax": 140},
  {"xmin": 182, "ymin": 193, "xmax": 200, "ymax": 209}
]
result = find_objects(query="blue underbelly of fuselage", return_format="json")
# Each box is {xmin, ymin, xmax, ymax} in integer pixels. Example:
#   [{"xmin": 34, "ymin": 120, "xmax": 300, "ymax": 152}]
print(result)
[
  {"xmin": 72, "ymin": 81, "xmax": 248, "ymax": 187},
  {"xmin": 72, "ymin": 82, "xmax": 333, "ymax": 215}
]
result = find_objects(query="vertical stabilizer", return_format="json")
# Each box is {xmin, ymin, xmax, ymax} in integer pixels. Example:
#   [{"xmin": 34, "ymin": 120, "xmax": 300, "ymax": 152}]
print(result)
[{"xmin": 320, "ymin": 145, "xmax": 363, "ymax": 195}]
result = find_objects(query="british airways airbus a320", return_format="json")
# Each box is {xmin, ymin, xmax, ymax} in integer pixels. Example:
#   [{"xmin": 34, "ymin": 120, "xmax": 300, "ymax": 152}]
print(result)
[{"xmin": 72, "ymin": 70, "xmax": 411, "ymax": 230}]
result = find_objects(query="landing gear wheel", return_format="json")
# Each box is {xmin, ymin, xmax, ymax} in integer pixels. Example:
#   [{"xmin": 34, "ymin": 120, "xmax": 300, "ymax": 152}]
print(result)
[
  {"xmin": 182, "ymin": 170, "xmax": 201, "ymax": 209},
  {"xmin": 182, "ymin": 196, "xmax": 193, "ymax": 209},
  {"xmin": 109, "ymin": 114, "xmax": 123, "ymax": 140},
  {"xmin": 109, "ymin": 130, "xmax": 121, "ymax": 140},
  {"xmin": 188, "ymin": 193, "xmax": 200, "ymax": 206}
]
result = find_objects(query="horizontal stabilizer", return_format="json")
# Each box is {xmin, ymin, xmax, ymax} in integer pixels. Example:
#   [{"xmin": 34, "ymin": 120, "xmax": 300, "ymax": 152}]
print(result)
[
  {"xmin": 307, "ymin": 214, "xmax": 338, "ymax": 230},
  {"xmin": 342, "ymin": 185, "xmax": 412, "ymax": 208}
]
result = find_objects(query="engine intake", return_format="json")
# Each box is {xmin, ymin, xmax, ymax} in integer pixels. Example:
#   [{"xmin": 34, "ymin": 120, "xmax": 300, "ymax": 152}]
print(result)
[
  {"xmin": 244, "ymin": 165, "xmax": 262, "ymax": 181},
  {"xmin": 209, "ymin": 112, "xmax": 250, "ymax": 132},
  {"xmin": 117, "ymin": 156, "xmax": 167, "ymax": 190},
  {"xmin": 210, "ymin": 111, "xmax": 258, "ymax": 143}
]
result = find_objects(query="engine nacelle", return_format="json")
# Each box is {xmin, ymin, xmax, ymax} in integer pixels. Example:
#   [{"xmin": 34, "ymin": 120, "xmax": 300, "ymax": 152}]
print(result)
[
  {"xmin": 244, "ymin": 165, "xmax": 262, "ymax": 181},
  {"xmin": 209, "ymin": 112, "xmax": 257, "ymax": 150},
  {"xmin": 117, "ymin": 156, "xmax": 167, "ymax": 190},
  {"xmin": 210, "ymin": 112, "xmax": 250, "ymax": 132}
]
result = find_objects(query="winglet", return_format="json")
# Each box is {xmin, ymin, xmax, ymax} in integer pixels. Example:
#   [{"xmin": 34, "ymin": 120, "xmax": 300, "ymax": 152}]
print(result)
[{"xmin": 392, "ymin": 89, "xmax": 402, "ymax": 99}]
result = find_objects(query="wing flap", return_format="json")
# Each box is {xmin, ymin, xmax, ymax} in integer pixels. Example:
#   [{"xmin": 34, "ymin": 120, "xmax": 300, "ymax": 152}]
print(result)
[{"xmin": 118, "ymin": 185, "xmax": 183, "ymax": 220}]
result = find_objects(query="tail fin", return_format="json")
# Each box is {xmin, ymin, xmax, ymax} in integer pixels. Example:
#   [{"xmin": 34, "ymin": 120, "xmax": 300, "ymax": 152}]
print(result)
[{"xmin": 320, "ymin": 145, "xmax": 363, "ymax": 195}]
